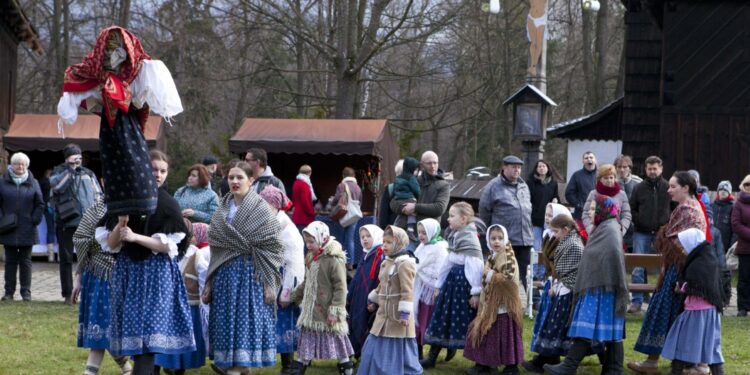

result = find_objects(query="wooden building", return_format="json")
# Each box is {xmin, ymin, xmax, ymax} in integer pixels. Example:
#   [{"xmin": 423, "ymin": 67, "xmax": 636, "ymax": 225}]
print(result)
[
  {"xmin": 0, "ymin": 1, "xmax": 43, "ymax": 158},
  {"xmin": 549, "ymin": 0, "xmax": 750, "ymax": 188}
]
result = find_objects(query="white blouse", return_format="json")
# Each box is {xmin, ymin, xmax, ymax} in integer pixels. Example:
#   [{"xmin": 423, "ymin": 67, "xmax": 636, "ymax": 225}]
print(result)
[
  {"xmin": 57, "ymin": 60, "xmax": 183, "ymax": 127},
  {"xmin": 95, "ymin": 226, "xmax": 186, "ymax": 259},
  {"xmin": 436, "ymin": 252, "xmax": 484, "ymax": 296},
  {"xmin": 277, "ymin": 211, "xmax": 305, "ymax": 299}
]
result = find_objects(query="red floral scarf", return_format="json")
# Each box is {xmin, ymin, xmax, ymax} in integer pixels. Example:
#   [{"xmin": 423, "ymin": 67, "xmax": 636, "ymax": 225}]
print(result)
[{"xmin": 62, "ymin": 26, "xmax": 151, "ymax": 130}]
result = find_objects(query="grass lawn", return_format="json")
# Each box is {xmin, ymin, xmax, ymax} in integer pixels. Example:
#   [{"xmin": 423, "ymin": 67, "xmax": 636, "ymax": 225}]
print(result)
[{"xmin": 1, "ymin": 302, "xmax": 749, "ymax": 374}]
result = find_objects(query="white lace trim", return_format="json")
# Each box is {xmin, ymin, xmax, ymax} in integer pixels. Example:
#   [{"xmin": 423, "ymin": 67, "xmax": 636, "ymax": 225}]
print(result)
[
  {"xmin": 110, "ymin": 333, "xmax": 195, "ymax": 353},
  {"xmin": 212, "ymin": 348, "xmax": 276, "ymax": 366}
]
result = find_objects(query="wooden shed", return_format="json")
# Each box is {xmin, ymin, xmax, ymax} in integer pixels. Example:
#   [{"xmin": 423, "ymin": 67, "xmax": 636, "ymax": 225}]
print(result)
[{"xmin": 549, "ymin": 0, "xmax": 750, "ymax": 188}]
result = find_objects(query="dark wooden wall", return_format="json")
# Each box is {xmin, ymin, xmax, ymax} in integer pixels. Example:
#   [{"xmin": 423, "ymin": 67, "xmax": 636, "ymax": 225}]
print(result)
[
  {"xmin": 0, "ymin": 21, "xmax": 19, "ymax": 133},
  {"xmin": 659, "ymin": 1, "xmax": 750, "ymax": 187}
]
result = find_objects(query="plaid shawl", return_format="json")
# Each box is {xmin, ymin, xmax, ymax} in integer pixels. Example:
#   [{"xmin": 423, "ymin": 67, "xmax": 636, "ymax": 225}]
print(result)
[
  {"xmin": 206, "ymin": 192, "xmax": 284, "ymax": 294},
  {"xmin": 553, "ymin": 231, "xmax": 584, "ymax": 289},
  {"xmin": 62, "ymin": 26, "xmax": 150, "ymax": 129},
  {"xmin": 73, "ymin": 201, "xmax": 114, "ymax": 280}
]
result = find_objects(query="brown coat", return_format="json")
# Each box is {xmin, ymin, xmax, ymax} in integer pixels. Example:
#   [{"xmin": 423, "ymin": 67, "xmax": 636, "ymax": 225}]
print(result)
[
  {"xmin": 291, "ymin": 240, "xmax": 349, "ymax": 333},
  {"xmin": 367, "ymin": 253, "xmax": 417, "ymax": 338}
]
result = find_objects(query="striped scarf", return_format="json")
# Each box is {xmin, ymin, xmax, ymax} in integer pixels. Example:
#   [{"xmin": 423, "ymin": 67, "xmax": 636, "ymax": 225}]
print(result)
[
  {"xmin": 73, "ymin": 201, "xmax": 115, "ymax": 280},
  {"xmin": 206, "ymin": 192, "xmax": 284, "ymax": 294}
]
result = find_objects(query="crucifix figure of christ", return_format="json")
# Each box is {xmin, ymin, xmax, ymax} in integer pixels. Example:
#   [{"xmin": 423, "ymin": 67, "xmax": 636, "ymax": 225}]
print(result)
[{"xmin": 526, "ymin": 0, "xmax": 548, "ymax": 78}]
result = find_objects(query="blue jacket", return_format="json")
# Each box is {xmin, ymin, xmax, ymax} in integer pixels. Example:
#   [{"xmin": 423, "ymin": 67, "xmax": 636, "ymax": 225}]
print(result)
[
  {"xmin": 50, "ymin": 164, "xmax": 102, "ymax": 228},
  {"xmin": 565, "ymin": 167, "xmax": 597, "ymax": 220},
  {"xmin": 174, "ymin": 185, "xmax": 219, "ymax": 223},
  {"xmin": 479, "ymin": 173, "xmax": 534, "ymax": 247},
  {"xmin": 0, "ymin": 170, "xmax": 45, "ymax": 247}
]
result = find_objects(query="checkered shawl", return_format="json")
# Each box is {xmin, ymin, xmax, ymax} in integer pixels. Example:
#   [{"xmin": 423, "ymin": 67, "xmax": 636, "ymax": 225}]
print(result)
[
  {"xmin": 206, "ymin": 192, "xmax": 283, "ymax": 294},
  {"xmin": 553, "ymin": 232, "xmax": 584, "ymax": 289},
  {"xmin": 73, "ymin": 201, "xmax": 114, "ymax": 280}
]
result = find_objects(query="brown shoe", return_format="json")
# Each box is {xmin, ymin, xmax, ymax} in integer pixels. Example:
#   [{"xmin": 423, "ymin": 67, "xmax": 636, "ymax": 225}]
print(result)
[
  {"xmin": 64, "ymin": 296, "xmax": 75, "ymax": 305},
  {"xmin": 627, "ymin": 303, "xmax": 642, "ymax": 314},
  {"xmin": 627, "ymin": 359, "xmax": 660, "ymax": 374}
]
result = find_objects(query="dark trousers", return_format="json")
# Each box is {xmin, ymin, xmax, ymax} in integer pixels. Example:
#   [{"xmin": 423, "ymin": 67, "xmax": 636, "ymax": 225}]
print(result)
[
  {"xmin": 4, "ymin": 246, "xmax": 32, "ymax": 297},
  {"xmin": 737, "ymin": 255, "xmax": 750, "ymax": 311},
  {"xmin": 57, "ymin": 226, "xmax": 76, "ymax": 298},
  {"xmin": 515, "ymin": 245, "xmax": 532, "ymax": 292}
]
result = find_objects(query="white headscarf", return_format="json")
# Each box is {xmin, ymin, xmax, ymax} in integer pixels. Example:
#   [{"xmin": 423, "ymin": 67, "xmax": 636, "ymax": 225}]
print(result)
[
  {"xmin": 359, "ymin": 224, "xmax": 384, "ymax": 254},
  {"xmin": 418, "ymin": 218, "xmax": 442, "ymax": 244},
  {"xmin": 543, "ymin": 203, "xmax": 573, "ymax": 238},
  {"xmin": 302, "ymin": 221, "xmax": 332, "ymax": 247},
  {"xmin": 678, "ymin": 228, "xmax": 706, "ymax": 254},
  {"xmin": 486, "ymin": 224, "xmax": 509, "ymax": 250}
]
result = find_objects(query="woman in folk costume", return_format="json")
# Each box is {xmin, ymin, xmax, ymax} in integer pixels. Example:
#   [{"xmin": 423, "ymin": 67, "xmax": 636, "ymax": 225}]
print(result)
[
  {"xmin": 71, "ymin": 201, "xmax": 132, "ymax": 375},
  {"xmin": 662, "ymin": 229, "xmax": 725, "ymax": 375},
  {"xmin": 523, "ymin": 213, "xmax": 583, "ymax": 374},
  {"xmin": 545, "ymin": 197, "xmax": 628, "ymax": 375},
  {"xmin": 412, "ymin": 218, "xmax": 448, "ymax": 358},
  {"xmin": 358, "ymin": 226, "xmax": 423, "ymax": 374},
  {"xmin": 258, "ymin": 185, "xmax": 306, "ymax": 374},
  {"xmin": 464, "ymin": 224, "xmax": 525, "ymax": 375},
  {"xmin": 155, "ymin": 221, "xmax": 209, "ymax": 374},
  {"xmin": 203, "ymin": 162, "xmax": 284, "ymax": 375},
  {"xmin": 98, "ymin": 150, "xmax": 194, "ymax": 375},
  {"xmin": 57, "ymin": 26, "xmax": 182, "ymax": 216},
  {"xmin": 421, "ymin": 202, "xmax": 484, "ymax": 369},
  {"xmin": 292, "ymin": 221, "xmax": 355, "ymax": 375},
  {"xmin": 347, "ymin": 224, "xmax": 385, "ymax": 359}
]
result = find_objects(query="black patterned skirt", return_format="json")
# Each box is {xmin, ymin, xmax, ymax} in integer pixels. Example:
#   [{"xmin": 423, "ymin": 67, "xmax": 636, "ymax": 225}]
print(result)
[{"xmin": 99, "ymin": 109, "xmax": 158, "ymax": 216}]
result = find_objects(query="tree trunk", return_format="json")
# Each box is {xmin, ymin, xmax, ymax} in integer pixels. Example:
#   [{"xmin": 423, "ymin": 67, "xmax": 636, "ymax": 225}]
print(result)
[
  {"xmin": 593, "ymin": 0, "xmax": 609, "ymax": 108},
  {"xmin": 119, "ymin": 0, "xmax": 131, "ymax": 27},
  {"xmin": 581, "ymin": 6, "xmax": 596, "ymax": 112},
  {"xmin": 294, "ymin": 0, "xmax": 305, "ymax": 117},
  {"xmin": 334, "ymin": 72, "xmax": 357, "ymax": 119}
]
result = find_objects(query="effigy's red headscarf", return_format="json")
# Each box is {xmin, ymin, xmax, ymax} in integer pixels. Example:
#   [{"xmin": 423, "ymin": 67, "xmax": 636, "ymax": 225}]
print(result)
[{"xmin": 62, "ymin": 26, "xmax": 151, "ymax": 129}]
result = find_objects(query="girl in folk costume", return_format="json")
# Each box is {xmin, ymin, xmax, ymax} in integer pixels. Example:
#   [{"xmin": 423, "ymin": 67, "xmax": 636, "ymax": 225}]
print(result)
[
  {"xmin": 358, "ymin": 226, "xmax": 423, "ymax": 374},
  {"xmin": 71, "ymin": 201, "xmax": 132, "ymax": 375},
  {"xmin": 421, "ymin": 202, "xmax": 484, "ymax": 369},
  {"xmin": 203, "ymin": 162, "xmax": 284, "ymax": 375},
  {"xmin": 98, "ymin": 150, "xmax": 194, "ymax": 375},
  {"xmin": 347, "ymin": 224, "xmax": 385, "ymax": 359},
  {"xmin": 464, "ymin": 225, "xmax": 525, "ymax": 375},
  {"xmin": 259, "ymin": 185, "xmax": 306, "ymax": 374},
  {"xmin": 545, "ymin": 197, "xmax": 629, "ymax": 375},
  {"xmin": 662, "ymin": 229, "xmax": 725, "ymax": 375},
  {"xmin": 413, "ymin": 218, "xmax": 448, "ymax": 358},
  {"xmin": 155, "ymin": 221, "xmax": 208, "ymax": 374},
  {"xmin": 523, "ymin": 213, "xmax": 583, "ymax": 373},
  {"xmin": 57, "ymin": 27, "xmax": 182, "ymax": 216},
  {"xmin": 292, "ymin": 222, "xmax": 355, "ymax": 375}
]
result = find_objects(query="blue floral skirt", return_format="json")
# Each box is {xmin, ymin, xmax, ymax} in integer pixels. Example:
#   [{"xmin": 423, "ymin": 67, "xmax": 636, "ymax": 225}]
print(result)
[
  {"xmin": 209, "ymin": 256, "xmax": 276, "ymax": 368},
  {"xmin": 634, "ymin": 265, "xmax": 682, "ymax": 355},
  {"xmin": 424, "ymin": 265, "xmax": 476, "ymax": 349},
  {"xmin": 530, "ymin": 279, "xmax": 552, "ymax": 351},
  {"xmin": 276, "ymin": 303, "xmax": 301, "ymax": 354},
  {"xmin": 662, "ymin": 308, "xmax": 724, "ymax": 365},
  {"xmin": 109, "ymin": 254, "xmax": 196, "ymax": 356},
  {"xmin": 359, "ymin": 335, "xmax": 422, "ymax": 374},
  {"xmin": 155, "ymin": 305, "xmax": 206, "ymax": 369},
  {"xmin": 77, "ymin": 272, "xmax": 112, "ymax": 350},
  {"xmin": 567, "ymin": 289, "xmax": 624, "ymax": 342},
  {"xmin": 532, "ymin": 291, "xmax": 575, "ymax": 357}
]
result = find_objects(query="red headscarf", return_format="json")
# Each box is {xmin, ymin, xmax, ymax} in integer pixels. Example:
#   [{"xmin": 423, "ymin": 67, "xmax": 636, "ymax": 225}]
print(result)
[{"xmin": 62, "ymin": 26, "xmax": 151, "ymax": 129}]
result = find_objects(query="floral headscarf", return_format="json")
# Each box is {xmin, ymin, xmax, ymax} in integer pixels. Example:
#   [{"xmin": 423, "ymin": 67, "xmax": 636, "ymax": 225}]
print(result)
[
  {"xmin": 192, "ymin": 222, "xmax": 209, "ymax": 248},
  {"xmin": 259, "ymin": 185, "xmax": 291, "ymax": 211},
  {"xmin": 302, "ymin": 221, "xmax": 332, "ymax": 248},
  {"xmin": 593, "ymin": 195, "xmax": 621, "ymax": 227},
  {"xmin": 384, "ymin": 226, "xmax": 410, "ymax": 257},
  {"xmin": 418, "ymin": 218, "xmax": 443, "ymax": 245}
]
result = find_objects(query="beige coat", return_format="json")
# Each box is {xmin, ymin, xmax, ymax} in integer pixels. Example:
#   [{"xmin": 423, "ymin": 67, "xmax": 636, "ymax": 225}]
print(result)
[
  {"xmin": 291, "ymin": 240, "xmax": 349, "ymax": 333},
  {"xmin": 367, "ymin": 253, "xmax": 417, "ymax": 338}
]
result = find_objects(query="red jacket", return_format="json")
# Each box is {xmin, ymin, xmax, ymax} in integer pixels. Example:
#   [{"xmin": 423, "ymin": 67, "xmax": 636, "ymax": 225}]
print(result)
[{"xmin": 291, "ymin": 179, "xmax": 316, "ymax": 226}]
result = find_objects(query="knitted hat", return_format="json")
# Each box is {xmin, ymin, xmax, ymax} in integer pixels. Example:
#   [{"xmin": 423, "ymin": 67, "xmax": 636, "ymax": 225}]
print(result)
[
  {"xmin": 717, "ymin": 180, "xmax": 732, "ymax": 193},
  {"xmin": 259, "ymin": 185, "xmax": 291, "ymax": 211},
  {"xmin": 202, "ymin": 155, "xmax": 218, "ymax": 166},
  {"xmin": 63, "ymin": 144, "xmax": 82, "ymax": 159}
]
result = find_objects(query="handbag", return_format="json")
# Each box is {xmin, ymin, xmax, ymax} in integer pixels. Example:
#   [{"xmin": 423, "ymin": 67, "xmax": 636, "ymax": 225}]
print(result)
[
  {"xmin": 339, "ymin": 183, "xmax": 363, "ymax": 227},
  {"xmin": 727, "ymin": 241, "xmax": 739, "ymax": 271},
  {"xmin": 329, "ymin": 183, "xmax": 349, "ymax": 221},
  {"xmin": 0, "ymin": 213, "xmax": 17, "ymax": 234},
  {"xmin": 57, "ymin": 198, "xmax": 81, "ymax": 223}
]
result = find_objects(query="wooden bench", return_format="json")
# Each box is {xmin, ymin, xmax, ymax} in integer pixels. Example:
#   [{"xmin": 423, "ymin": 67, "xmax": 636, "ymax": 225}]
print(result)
[{"xmin": 529, "ymin": 253, "xmax": 663, "ymax": 291}]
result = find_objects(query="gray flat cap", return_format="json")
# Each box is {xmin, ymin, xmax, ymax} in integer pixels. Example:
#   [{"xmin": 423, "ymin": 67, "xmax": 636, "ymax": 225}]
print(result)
[{"xmin": 503, "ymin": 155, "xmax": 524, "ymax": 165}]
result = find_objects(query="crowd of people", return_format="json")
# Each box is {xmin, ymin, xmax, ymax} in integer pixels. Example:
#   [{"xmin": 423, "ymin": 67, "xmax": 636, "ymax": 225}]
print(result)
[{"xmin": 0, "ymin": 145, "xmax": 747, "ymax": 375}]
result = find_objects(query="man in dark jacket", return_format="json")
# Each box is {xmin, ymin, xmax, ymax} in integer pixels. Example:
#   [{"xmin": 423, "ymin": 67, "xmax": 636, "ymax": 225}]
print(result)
[
  {"xmin": 245, "ymin": 148, "xmax": 286, "ymax": 195},
  {"xmin": 565, "ymin": 151, "xmax": 597, "ymax": 220},
  {"xmin": 399, "ymin": 151, "xmax": 449, "ymax": 243},
  {"xmin": 628, "ymin": 155, "xmax": 671, "ymax": 313},
  {"xmin": 50, "ymin": 144, "xmax": 102, "ymax": 305}
]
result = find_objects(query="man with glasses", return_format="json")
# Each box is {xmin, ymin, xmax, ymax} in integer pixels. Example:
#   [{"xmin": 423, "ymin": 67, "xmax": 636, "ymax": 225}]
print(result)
[
  {"xmin": 399, "ymin": 151, "xmax": 449, "ymax": 246},
  {"xmin": 245, "ymin": 148, "xmax": 286, "ymax": 195}
]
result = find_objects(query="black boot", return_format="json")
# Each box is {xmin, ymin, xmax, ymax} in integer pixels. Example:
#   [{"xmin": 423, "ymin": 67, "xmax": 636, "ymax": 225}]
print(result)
[
  {"xmin": 280, "ymin": 353, "xmax": 295, "ymax": 375},
  {"xmin": 670, "ymin": 360, "xmax": 690, "ymax": 375},
  {"xmin": 418, "ymin": 345, "xmax": 424, "ymax": 360},
  {"xmin": 709, "ymin": 363, "xmax": 724, "ymax": 375},
  {"xmin": 464, "ymin": 363, "xmax": 492, "ymax": 375},
  {"xmin": 601, "ymin": 341, "xmax": 624, "ymax": 375},
  {"xmin": 522, "ymin": 355, "xmax": 558, "ymax": 373},
  {"xmin": 420, "ymin": 346, "xmax": 441, "ymax": 369},
  {"xmin": 291, "ymin": 361, "xmax": 308, "ymax": 375},
  {"xmin": 543, "ymin": 339, "xmax": 590, "ymax": 375},
  {"xmin": 337, "ymin": 361, "xmax": 354, "ymax": 375},
  {"xmin": 445, "ymin": 348, "xmax": 457, "ymax": 362},
  {"xmin": 500, "ymin": 365, "xmax": 520, "ymax": 374}
]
